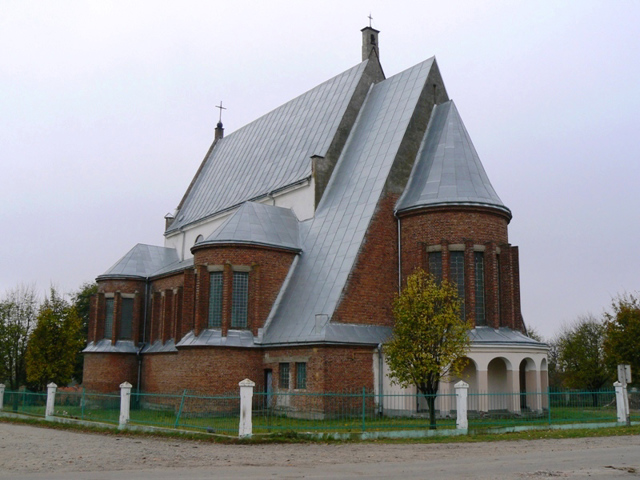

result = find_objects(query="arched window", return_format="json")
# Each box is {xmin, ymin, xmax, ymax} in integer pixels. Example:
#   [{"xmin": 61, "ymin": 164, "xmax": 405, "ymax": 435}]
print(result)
[{"xmin": 194, "ymin": 234, "xmax": 204, "ymax": 245}]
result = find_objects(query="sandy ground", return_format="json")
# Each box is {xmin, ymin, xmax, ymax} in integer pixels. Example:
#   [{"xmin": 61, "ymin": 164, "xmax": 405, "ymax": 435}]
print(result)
[{"xmin": 0, "ymin": 423, "xmax": 638, "ymax": 479}]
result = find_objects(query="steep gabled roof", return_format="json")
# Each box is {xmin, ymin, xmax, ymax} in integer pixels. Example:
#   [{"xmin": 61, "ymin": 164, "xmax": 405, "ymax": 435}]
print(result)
[
  {"xmin": 396, "ymin": 100, "xmax": 511, "ymax": 217},
  {"xmin": 166, "ymin": 60, "xmax": 371, "ymax": 234},
  {"xmin": 197, "ymin": 202, "xmax": 301, "ymax": 252},
  {"xmin": 97, "ymin": 243, "xmax": 178, "ymax": 280},
  {"xmin": 262, "ymin": 57, "xmax": 436, "ymax": 345}
]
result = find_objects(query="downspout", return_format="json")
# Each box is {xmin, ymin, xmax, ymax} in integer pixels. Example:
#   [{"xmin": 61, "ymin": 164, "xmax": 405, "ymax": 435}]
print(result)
[
  {"xmin": 137, "ymin": 278, "xmax": 150, "ymax": 394},
  {"xmin": 396, "ymin": 214, "xmax": 402, "ymax": 293},
  {"xmin": 377, "ymin": 343, "xmax": 384, "ymax": 415}
]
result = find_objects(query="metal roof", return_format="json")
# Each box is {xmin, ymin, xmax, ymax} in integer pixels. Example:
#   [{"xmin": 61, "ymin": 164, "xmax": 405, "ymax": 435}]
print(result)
[
  {"xmin": 83, "ymin": 339, "xmax": 137, "ymax": 353},
  {"xmin": 262, "ymin": 58, "xmax": 436, "ymax": 345},
  {"xmin": 98, "ymin": 244, "xmax": 179, "ymax": 280},
  {"xmin": 396, "ymin": 100, "xmax": 511, "ymax": 217},
  {"xmin": 176, "ymin": 329, "xmax": 255, "ymax": 348},
  {"xmin": 198, "ymin": 202, "xmax": 301, "ymax": 252},
  {"xmin": 166, "ymin": 61, "xmax": 370, "ymax": 234},
  {"xmin": 470, "ymin": 327, "xmax": 547, "ymax": 348}
]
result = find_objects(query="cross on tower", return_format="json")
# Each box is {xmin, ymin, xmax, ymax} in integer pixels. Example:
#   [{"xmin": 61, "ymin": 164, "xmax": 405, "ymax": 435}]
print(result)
[
  {"xmin": 216, "ymin": 101, "xmax": 227, "ymax": 123},
  {"xmin": 368, "ymin": 13, "xmax": 373, "ymax": 28}
]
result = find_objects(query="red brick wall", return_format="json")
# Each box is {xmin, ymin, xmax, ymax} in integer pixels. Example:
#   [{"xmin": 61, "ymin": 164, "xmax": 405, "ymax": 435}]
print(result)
[
  {"xmin": 92, "ymin": 279, "xmax": 145, "ymax": 344},
  {"xmin": 332, "ymin": 194, "xmax": 399, "ymax": 327},
  {"xmin": 83, "ymin": 353, "xmax": 138, "ymax": 393},
  {"xmin": 399, "ymin": 206, "xmax": 524, "ymax": 332},
  {"xmin": 141, "ymin": 348, "xmax": 263, "ymax": 395},
  {"xmin": 192, "ymin": 246, "xmax": 297, "ymax": 335}
]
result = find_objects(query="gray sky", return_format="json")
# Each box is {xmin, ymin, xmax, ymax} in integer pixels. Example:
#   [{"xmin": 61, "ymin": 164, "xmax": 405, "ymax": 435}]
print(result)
[{"xmin": 1, "ymin": 1, "xmax": 639, "ymax": 339}]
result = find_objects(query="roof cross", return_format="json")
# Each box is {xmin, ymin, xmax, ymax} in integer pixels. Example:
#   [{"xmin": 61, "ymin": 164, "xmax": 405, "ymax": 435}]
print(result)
[
  {"xmin": 368, "ymin": 13, "xmax": 373, "ymax": 28},
  {"xmin": 216, "ymin": 101, "xmax": 227, "ymax": 123}
]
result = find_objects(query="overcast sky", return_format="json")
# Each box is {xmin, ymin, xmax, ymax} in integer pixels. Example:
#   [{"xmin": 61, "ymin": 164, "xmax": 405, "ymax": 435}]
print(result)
[{"xmin": 1, "ymin": 1, "xmax": 639, "ymax": 339}]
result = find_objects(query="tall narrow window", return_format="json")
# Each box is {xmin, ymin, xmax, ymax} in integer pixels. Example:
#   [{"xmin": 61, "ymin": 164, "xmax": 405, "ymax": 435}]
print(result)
[
  {"xmin": 449, "ymin": 251, "xmax": 465, "ymax": 319},
  {"xmin": 104, "ymin": 298, "xmax": 114, "ymax": 339},
  {"xmin": 208, "ymin": 271, "xmax": 223, "ymax": 328},
  {"xmin": 428, "ymin": 251, "xmax": 442, "ymax": 283},
  {"xmin": 279, "ymin": 363, "xmax": 290, "ymax": 389},
  {"xmin": 231, "ymin": 271, "xmax": 249, "ymax": 328},
  {"xmin": 120, "ymin": 298, "xmax": 134, "ymax": 339},
  {"xmin": 474, "ymin": 252, "xmax": 486, "ymax": 326},
  {"xmin": 296, "ymin": 362, "xmax": 307, "ymax": 389}
]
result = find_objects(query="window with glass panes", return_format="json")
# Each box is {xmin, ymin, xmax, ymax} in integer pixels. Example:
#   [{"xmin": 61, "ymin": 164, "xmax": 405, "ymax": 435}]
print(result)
[
  {"xmin": 119, "ymin": 298, "xmax": 134, "ymax": 339},
  {"xmin": 295, "ymin": 362, "xmax": 307, "ymax": 389},
  {"xmin": 231, "ymin": 271, "xmax": 249, "ymax": 328},
  {"xmin": 474, "ymin": 252, "xmax": 486, "ymax": 326},
  {"xmin": 279, "ymin": 363, "xmax": 290, "ymax": 389},
  {"xmin": 208, "ymin": 271, "xmax": 223, "ymax": 328},
  {"xmin": 104, "ymin": 298, "xmax": 114, "ymax": 339},
  {"xmin": 428, "ymin": 251, "xmax": 442, "ymax": 283},
  {"xmin": 449, "ymin": 251, "xmax": 465, "ymax": 318}
]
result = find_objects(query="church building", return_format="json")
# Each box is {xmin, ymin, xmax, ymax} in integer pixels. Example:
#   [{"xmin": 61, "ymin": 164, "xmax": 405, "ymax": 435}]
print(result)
[{"xmin": 84, "ymin": 27, "xmax": 548, "ymax": 413}]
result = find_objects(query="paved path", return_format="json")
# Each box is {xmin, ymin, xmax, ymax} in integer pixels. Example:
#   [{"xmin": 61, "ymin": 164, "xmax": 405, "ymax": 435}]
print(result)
[{"xmin": 0, "ymin": 423, "xmax": 638, "ymax": 479}]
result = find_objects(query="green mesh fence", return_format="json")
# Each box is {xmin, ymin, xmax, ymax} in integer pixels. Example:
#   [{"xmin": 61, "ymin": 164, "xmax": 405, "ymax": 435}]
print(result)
[
  {"xmin": 629, "ymin": 388, "xmax": 639, "ymax": 422},
  {"xmin": 252, "ymin": 389, "xmax": 457, "ymax": 433},
  {"xmin": 129, "ymin": 391, "xmax": 240, "ymax": 434},
  {"xmin": 2, "ymin": 390, "xmax": 47, "ymax": 417},
  {"xmin": 2, "ymin": 386, "xmax": 632, "ymax": 435}
]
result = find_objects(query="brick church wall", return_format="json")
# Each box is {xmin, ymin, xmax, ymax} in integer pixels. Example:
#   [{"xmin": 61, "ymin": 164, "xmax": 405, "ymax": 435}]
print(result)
[
  {"xmin": 192, "ymin": 246, "xmax": 297, "ymax": 336},
  {"xmin": 331, "ymin": 193, "xmax": 399, "ymax": 327},
  {"xmin": 83, "ymin": 353, "xmax": 138, "ymax": 393},
  {"xmin": 141, "ymin": 348, "xmax": 263, "ymax": 395}
]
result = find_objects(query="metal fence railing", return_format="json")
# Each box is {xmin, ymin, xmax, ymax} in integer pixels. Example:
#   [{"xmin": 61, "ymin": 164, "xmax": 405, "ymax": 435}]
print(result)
[
  {"xmin": 2, "ymin": 390, "xmax": 47, "ymax": 417},
  {"xmin": 2, "ymin": 386, "xmax": 634, "ymax": 435}
]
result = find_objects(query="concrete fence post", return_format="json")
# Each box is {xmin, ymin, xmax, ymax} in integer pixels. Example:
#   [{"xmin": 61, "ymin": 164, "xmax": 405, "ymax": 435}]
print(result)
[
  {"xmin": 119, "ymin": 382, "xmax": 132, "ymax": 429},
  {"xmin": 0, "ymin": 384, "xmax": 5, "ymax": 411},
  {"xmin": 455, "ymin": 380, "xmax": 469, "ymax": 431},
  {"xmin": 45, "ymin": 383, "xmax": 57, "ymax": 420},
  {"xmin": 239, "ymin": 379, "xmax": 255, "ymax": 438},
  {"xmin": 613, "ymin": 381, "xmax": 628, "ymax": 424}
]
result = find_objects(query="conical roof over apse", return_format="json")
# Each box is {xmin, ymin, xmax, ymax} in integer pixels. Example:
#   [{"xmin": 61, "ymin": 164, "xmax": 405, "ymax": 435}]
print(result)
[{"xmin": 396, "ymin": 100, "xmax": 511, "ymax": 218}]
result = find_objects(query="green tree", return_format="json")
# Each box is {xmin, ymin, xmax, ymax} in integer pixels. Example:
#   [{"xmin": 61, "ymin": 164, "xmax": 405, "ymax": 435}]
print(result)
[
  {"xmin": 71, "ymin": 282, "xmax": 97, "ymax": 382},
  {"xmin": 25, "ymin": 288, "xmax": 84, "ymax": 391},
  {"xmin": 555, "ymin": 315, "xmax": 612, "ymax": 402},
  {"xmin": 603, "ymin": 293, "xmax": 640, "ymax": 387},
  {"xmin": 0, "ymin": 285, "xmax": 38, "ymax": 390},
  {"xmin": 385, "ymin": 269, "xmax": 471, "ymax": 429}
]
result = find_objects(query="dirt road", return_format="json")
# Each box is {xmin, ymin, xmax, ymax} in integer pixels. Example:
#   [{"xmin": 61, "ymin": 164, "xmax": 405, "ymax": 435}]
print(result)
[{"xmin": 0, "ymin": 423, "xmax": 638, "ymax": 479}]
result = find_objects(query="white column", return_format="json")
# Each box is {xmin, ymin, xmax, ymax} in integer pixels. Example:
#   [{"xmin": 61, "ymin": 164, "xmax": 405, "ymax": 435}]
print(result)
[
  {"xmin": 0, "ymin": 384, "xmax": 4, "ymax": 411},
  {"xmin": 119, "ymin": 382, "xmax": 132, "ymax": 429},
  {"xmin": 45, "ymin": 383, "xmax": 57, "ymax": 420},
  {"xmin": 476, "ymin": 370, "xmax": 488, "ymax": 412},
  {"xmin": 507, "ymin": 369, "xmax": 520, "ymax": 413},
  {"xmin": 455, "ymin": 381, "xmax": 469, "ymax": 430},
  {"xmin": 614, "ymin": 381, "xmax": 628, "ymax": 424},
  {"xmin": 239, "ymin": 379, "xmax": 255, "ymax": 438}
]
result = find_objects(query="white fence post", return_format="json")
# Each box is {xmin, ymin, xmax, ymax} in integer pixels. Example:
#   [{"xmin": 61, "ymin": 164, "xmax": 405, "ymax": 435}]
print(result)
[
  {"xmin": 119, "ymin": 382, "xmax": 132, "ymax": 429},
  {"xmin": 45, "ymin": 382, "xmax": 57, "ymax": 420},
  {"xmin": 239, "ymin": 379, "xmax": 255, "ymax": 438},
  {"xmin": 0, "ymin": 384, "xmax": 4, "ymax": 411},
  {"xmin": 455, "ymin": 380, "xmax": 469, "ymax": 430},
  {"xmin": 614, "ymin": 381, "xmax": 627, "ymax": 423}
]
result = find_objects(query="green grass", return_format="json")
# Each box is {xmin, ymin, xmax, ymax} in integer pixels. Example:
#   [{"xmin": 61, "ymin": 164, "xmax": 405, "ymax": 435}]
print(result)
[{"xmin": 1, "ymin": 414, "xmax": 638, "ymax": 445}]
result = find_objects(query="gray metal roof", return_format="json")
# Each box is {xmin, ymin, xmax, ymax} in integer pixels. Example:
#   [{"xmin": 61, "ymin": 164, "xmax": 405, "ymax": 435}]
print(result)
[
  {"xmin": 98, "ymin": 244, "xmax": 179, "ymax": 280},
  {"xmin": 176, "ymin": 329, "xmax": 256, "ymax": 348},
  {"xmin": 470, "ymin": 327, "xmax": 547, "ymax": 348},
  {"xmin": 150, "ymin": 257, "xmax": 194, "ymax": 279},
  {"xmin": 396, "ymin": 100, "xmax": 511, "ymax": 217},
  {"xmin": 262, "ymin": 58, "xmax": 436, "ymax": 345},
  {"xmin": 142, "ymin": 339, "xmax": 178, "ymax": 353},
  {"xmin": 198, "ymin": 202, "xmax": 301, "ymax": 252},
  {"xmin": 166, "ymin": 61, "xmax": 370, "ymax": 234},
  {"xmin": 83, "ymin": 339, "xmax": 137, "ymax": 353}
]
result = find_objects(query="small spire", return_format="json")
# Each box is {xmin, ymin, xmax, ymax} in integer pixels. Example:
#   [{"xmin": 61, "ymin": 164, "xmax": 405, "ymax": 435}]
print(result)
[{"xmin": 215, "ymin": 101, "xmax": 226, "ymax": 141}]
